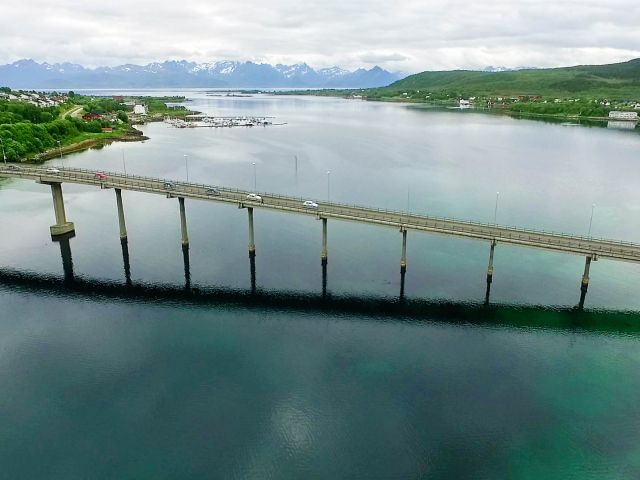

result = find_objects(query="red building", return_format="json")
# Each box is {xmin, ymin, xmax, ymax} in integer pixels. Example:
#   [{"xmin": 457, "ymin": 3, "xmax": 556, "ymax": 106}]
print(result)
[{"xmin": 82, "ymin": 113, "xmax": 103, "ymax": 121}]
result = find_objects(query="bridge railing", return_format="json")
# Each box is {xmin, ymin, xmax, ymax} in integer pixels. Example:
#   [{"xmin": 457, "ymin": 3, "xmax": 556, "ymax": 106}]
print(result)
[{"xmin": 4, "ymin": 165, "xmax": 639, "ymax": 251}]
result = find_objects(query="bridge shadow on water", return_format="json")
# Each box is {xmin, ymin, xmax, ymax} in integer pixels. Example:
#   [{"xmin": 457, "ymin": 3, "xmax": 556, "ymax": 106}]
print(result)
[{"xmin": 2, "ymin": 236, "xmax": 640, "ymax": 337}]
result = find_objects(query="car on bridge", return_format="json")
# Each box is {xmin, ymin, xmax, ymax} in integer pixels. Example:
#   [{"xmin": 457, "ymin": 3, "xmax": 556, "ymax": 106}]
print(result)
[
  {"xmin": 206, "ymin": 187, "xmax": 221, "ymax": 196},
  {"xmin": 164, "ymin": 181, "xmax": 176, "ymax": 190},
  {"xmin": 246, "ymin": 193, "xmax": 263, "ymax": 203},
  {"xmin": 303, "ymin": 200, "xmax": 318, "ymax": 209},
  {"xmin": 95, "ymin": 171, "xmax": 107, "ymax": 181},
  {"xmin": 45, "ymin": 167, "xmax": 60, "ymax": 174}
]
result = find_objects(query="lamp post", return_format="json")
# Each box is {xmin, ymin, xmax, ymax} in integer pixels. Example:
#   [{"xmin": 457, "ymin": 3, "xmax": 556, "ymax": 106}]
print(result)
[
  {"xmin": 588, "ymin": 203, "xmax": 596, "ymax": 237},
  {"xmin": 0, "ymin": 138, "xmax": 6, "ymax": 165},
  {"xmin": 184, "ymin": 154, "xmax": 189, "ymax": 183},
  {"xmin": 327, "ymin": 170, "xmax": 331, "ymax": 202},
  {"xmin": 493, "ymin": 191, "xmax": 499, "ymax": 225},
  {"xmin": 252, "ymin": 162, "xmax": 257, "ymax": 191},
  {"xmin": 122, "ymin": 149, "xmax": 127, "ymax": 175},
  {"xmin": 57, "ymin": 140, "xmax": 63, "ymax": 167}
]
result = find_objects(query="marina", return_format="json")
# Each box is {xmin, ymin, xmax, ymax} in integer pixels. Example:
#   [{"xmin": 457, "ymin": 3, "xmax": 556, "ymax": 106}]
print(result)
[{"xmin": 165, "ymin": 115, "xmax": 280, "ymax": 128}]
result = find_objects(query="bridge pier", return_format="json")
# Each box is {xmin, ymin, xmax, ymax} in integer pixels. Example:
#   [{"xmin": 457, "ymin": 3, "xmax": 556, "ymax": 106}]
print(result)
[
  {"xmin": 248, "ymin": 207, "xmax": 256, "ymax": 257},
  {"xmin": 578, "ymin": 255, "xmax": 592, "ymax": 309},
  {"xmin": 400, "ymin": 228, "xmax": 407, "ymax": 274},
  {"xmin": 115, "ymin": 188, "xmax": 127, "ymax": 241},
  {"xmin": 321, "ymin": 218, "xmax": 328, "ymax": 265},
  {"xmin": 179, "ymin": 197, "xmax": 189, "ymax": 247},
  {"xmin": 486, "ymin": 240, "xmax": 496, "ymax": 284},
  {"xmin": 49, "ymin": 182, "xmax": 75, "ymax": 237}
]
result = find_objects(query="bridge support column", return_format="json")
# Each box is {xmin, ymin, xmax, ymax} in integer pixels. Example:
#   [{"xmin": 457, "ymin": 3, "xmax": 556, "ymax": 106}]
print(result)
[
  {"xmin": 578, "ymin": 255, "xmax": 592, "ymax": 309},
  {"xmin": 179, "ymin": 197, "xmax": 189, "ymax": 247},
  {"xmin": 486, "ymin": 240, "xmax": 496, "ymax": 284},
  {"xmin": 115, "ymin": 188, "xmax": 127, "ymax": 241},
  {"xmin": 484, "ymin": 240, "xmax": 496, "ymax": 305},
  {"xmin": 581, "ymin": 255, "xmax": 592, "ymax": 292},
  {"xmin": 248, "ymin": 207, "xmax": 256, "ymax": 257},
  {"xmin": 321, "ymin": 218, "xmax": 328, "ymax": 265},
  {"xmin": 49, "ymin": 182, "xmax": 75, "ymax": 237},
  {"xmin": 400, "ymin": 228, "xmax": 407, "ymax": 274}
]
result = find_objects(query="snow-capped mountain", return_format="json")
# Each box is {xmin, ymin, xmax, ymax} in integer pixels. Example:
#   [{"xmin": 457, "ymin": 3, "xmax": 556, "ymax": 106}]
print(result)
[{"xmin": 0, "ymin": 59, "xmax": 404, "ymax": 89}]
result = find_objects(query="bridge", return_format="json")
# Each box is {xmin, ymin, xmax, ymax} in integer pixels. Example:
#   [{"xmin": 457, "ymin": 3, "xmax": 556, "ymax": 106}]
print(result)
[{"xmin": 2, "ymin": 164, "xmax": 639, "ymax": 307}]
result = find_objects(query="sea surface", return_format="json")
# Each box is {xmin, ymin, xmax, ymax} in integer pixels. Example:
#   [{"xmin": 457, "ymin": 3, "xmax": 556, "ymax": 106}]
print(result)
[{"xmin": 1, "ymin": 92, "xmax": 639, "ymax": 478}]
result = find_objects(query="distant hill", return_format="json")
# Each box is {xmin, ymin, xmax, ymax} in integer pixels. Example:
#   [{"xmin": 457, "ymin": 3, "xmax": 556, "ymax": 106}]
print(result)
[
  {"xmin": 381, "ymin": 58, "xmax": 640, "ymax": 98},
  {"xmin": 0, "ymin": 59, "xmax": 404, "ymax": 89}
]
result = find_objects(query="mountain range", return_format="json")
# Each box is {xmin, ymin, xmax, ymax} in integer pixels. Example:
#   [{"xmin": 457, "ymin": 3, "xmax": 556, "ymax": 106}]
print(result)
[{"xmin": 0, "ymin": 59, "xmax": 404, "ymax": 89}]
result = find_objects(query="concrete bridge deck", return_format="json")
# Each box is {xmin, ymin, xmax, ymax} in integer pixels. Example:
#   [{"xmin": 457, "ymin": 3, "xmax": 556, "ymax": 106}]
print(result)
[{"xmin": 2, "ymin": 165, "xmax": 639, "ymax": 263}]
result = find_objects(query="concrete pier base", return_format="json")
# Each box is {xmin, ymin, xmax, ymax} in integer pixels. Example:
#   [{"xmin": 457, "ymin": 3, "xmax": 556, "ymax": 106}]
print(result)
[
  {"xmin": 321, "ymin": 218, "xmax": 328, "ymax": 265},
  {"xmin": 179, "ymin": 197, "xmax": 189, "ymax": 247},
  {"xmin": 400, "ymin": 228, "xmax": 407, "ymax": 274},
  {"xmin": 49, "ymin": 182, "xmax": 75, "ymax": 237},
  {"xmin": 115, "ymin": 188, "xmax": 127, "ymax": 241},
  {"xmin": 248, "ymin": 207, "xmax": 256, "ymax": 256}
]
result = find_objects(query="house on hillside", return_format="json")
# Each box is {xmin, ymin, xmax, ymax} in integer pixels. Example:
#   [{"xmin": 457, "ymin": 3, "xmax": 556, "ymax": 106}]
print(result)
[
  {"xmin": 82, "ymin": 113, "xmax": 103, "ymax": 121},
  {"xmin": 133, "ymin": 104, "xmax": 148, "ymax": 115}
]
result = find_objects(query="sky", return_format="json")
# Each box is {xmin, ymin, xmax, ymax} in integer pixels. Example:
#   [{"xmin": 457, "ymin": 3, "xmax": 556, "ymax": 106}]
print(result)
[{"xmin": 2, "ymin": 0, "xmax": 640, "ymax": 73}]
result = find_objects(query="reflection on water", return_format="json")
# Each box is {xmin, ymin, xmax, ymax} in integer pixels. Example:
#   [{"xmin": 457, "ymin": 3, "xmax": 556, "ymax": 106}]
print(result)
[
  {"xmin": 2, "ymin": 265, "xmax": 638, "ymax": 336},
  {"xmin": 249, "ymin": 251, "xmax": 257, "ymax": 294},
  {"xmin": 322, "ymin": 261, "xmax": 328, "ymax": 299},
  {"xmin": 121, "ymin": 238, "xmax": 132, "ymax": 287},
  {"xmin": 182, "ymin": 244, "xmax": 191, "ymax": 290},
  {"xmin": 607, "ymin": 120, "xmax": 637, "ymax": 130},
  {"xmin": 55, "ymin": 232, "xmax": 75, "ymax": 283}
]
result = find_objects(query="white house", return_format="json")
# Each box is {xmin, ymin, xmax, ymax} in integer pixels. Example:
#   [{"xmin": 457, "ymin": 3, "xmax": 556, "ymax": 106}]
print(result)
[
  {"xmin": 133, "ymin": 104, "xmax": 148, "ymax": 115},
  {"xmin": 608, "ymin": 111, "xmax": 638, "ymax": 121}
]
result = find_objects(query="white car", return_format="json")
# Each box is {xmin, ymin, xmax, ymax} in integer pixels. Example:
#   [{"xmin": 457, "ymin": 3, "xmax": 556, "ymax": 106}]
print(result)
[
  {"xmin": 246, "ymin": 193, "xmax": 263, "ymax": 203},
  {"xmin": 45, "ymin": 167, "xmax": 60, "ymax": 174},
  {"xmin": 303, "ymin": 200, "xmax": 319, "ymax": 209}
]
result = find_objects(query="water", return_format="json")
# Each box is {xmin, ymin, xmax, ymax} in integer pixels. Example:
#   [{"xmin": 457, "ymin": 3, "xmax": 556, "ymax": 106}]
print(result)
[{"xmin": 1, "ymin": 93, "xmax": 640, "ymax": 478}]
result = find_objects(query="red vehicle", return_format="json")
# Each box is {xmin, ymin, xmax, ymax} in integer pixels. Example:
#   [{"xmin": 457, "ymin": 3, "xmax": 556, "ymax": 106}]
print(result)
[{"xmin": 95, "ymin": 171, "xmax": 107, "ymax": 181}]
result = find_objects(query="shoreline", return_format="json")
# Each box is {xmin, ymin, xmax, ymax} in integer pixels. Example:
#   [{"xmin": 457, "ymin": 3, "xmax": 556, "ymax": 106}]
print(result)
[
  {"xmin": 288, "ymin": 92, "xmax": 638, "ymax": 126},
  {"xmin": 26, "ymin": 130, "xmax": 149, "ymax": 163}
]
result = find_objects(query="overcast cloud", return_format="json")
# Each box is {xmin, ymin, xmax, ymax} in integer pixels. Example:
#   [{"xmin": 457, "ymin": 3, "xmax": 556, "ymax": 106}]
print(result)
[{"xmin": 1, "ymin": 0, "xmax": 639, "ymax": 72}]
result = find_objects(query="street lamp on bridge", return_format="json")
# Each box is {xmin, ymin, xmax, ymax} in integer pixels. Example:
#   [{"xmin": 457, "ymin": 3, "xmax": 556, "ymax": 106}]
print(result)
[
  {"xmin": 252, "ymin": 162, "xmax": 257, "ymax": 191},
  {"xmin": 588, "ymin": 203, "xmax": 596, "ymax": 238}
]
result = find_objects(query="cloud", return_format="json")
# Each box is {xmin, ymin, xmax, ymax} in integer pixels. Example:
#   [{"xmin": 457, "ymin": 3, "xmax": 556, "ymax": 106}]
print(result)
[
  {"xmin": 359, "ymin": 52, "xmax": 409, "ymax": 64},
  {"xmin": 1, "ymin": 0, "xmax": 639, "ymax": 72}
]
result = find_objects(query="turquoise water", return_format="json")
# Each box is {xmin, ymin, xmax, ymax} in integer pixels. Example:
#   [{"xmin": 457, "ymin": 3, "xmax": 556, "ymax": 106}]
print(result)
[{"xmin": 1, "ymin": 93, "xmax": 640, "ymax": 478}]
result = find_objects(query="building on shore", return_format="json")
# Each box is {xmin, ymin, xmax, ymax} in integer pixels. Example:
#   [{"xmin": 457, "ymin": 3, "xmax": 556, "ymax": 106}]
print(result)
[
  {"xmin": 133, "ymin": 104, "xmax": 148, "ymax": 115},
  {"xmin": 608, "ymin": 111, "xmax": 638, "ymax": 121}
]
